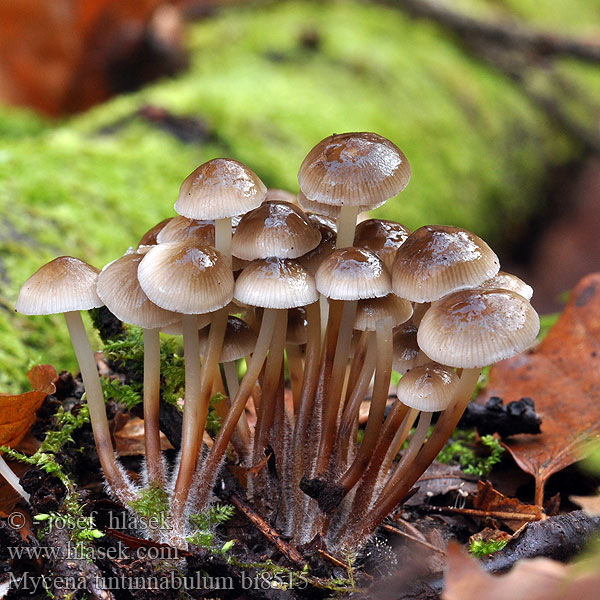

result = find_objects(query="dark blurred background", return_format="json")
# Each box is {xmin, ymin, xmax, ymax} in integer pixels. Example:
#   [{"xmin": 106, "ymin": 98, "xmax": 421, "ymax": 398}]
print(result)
[{"xmin": 1, "ymin": 0, "xmax": 599, "ymax": 390}]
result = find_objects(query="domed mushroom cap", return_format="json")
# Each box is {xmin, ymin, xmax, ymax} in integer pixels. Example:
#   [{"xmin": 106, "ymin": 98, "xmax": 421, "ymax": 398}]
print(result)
[
  {"xmin": 396, "ymin": 363, "xmax": 459, "ymax": 412},
  {"xmin": 231, "ymin": 201, "xmax": 321, "ymax": 260},
  {"xmin": 392, "ymin": 325, "xmax": 419, "ymax": 374},
  {"xmin": 16, "ymin": 256, "xmax": 103, "ymax": 315},
  {"xmin": 234, "ymin": 258, "xmax": 318, "ymax": 309},
  {"xmin": 316, "ymin": 247, "xmax": 391, "ymax": 300},
  {"xmin": 156, "ymin": 216, "xmax": 215, "ymax": 245},
  {"xmin": 354, "ymin": 219, "xmax": 411, "ymax": 271},
  {"xmin": 97, "ymin": 253, "xmax": 177, "ymax": 329},
  {"xmin": 138, "ymin": 241, "xmax": 234, "ymax": 314},
  {"xmin": 175, "ymin": 158, "xmax": 267, "ymax": 220},
  {"xmin": 392, "ymin": 225, "xmax": 500, "ymax": 303},
  {"xmin": 298, "ymin": 214, "xmax": 337, "ymax": 275},
  {"xmin": 137, "ymin": 217, "xmax": 173, "ymax": 248},
  {"xmin": 480, "ymin": 271, "xmax": 533, "ymax": 301},
  {"xmin": 298, "ymin": 132, "xmax": 410, "ymax": 208},
  {"xmin": 354, "ymin": 294, "xmax": 413, "ymax": 331},
  {"xmin": 265, "ymin": 188, "xmax": 298, "ymax": 204},
  {"xmin": 417, "ymin": 288, "xmax": 540, "ymax": 368},
  {"xmin": 198, "ymin": 315, "xmax": 257, "ymax": 363}
]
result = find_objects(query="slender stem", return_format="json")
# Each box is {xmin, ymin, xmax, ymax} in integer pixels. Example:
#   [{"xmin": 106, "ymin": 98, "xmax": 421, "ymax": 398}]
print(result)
[
  {"xmin": 171, "ymin": 309, "xmax": 228, "ymax": 529},
  {"xmin": 252, "ymin": 310, "xmax": 287, "ymax": 462},
  {"xmin": 64, "ymin": 311, "xmax": 135, "ymax": 503},
  {"xmin": 142, "ymin": 328, "xmax": 163, "ymax": 486},
  {"xmin": 379, "ymin": 408, "xmax": 419, "ymax": 489},
  {"xmin": 335, "ymin": 318, "xmax": 393, "ymax": 493},
  {"xmin": 319, "ymin": 295, "xmax": 329, "ymax": 343},
  {"xmin": 343, "ymin": 330, "xmax": 369, "ymax": 411},
  {"xmin": 214, "ymin": 218, "xmax": 232, "ymax": 264},
  {"xmin": 0, "ymin": 454, "xmax": 30, "ymax": 503},
  {"xmin": 286, "ymin": 343, "xmax": 304, "ymax": 416},
  {"xmin": 335, "ymin": 205, "xmax": 359, "ymax": 248},
  {"xmin": 348, "ymin": 367, "xmax": 481, "ymax": 544},
  {"xmin": 193, "ymin": 309, "xmax": 278, "ymax": 510},
  {"xmin": 315, "ymin": 299, "xmax": 358, "ymax": 473},
  {"xmin": 223, "ymin": 360, "xmax": 251, "ymax": 449}
]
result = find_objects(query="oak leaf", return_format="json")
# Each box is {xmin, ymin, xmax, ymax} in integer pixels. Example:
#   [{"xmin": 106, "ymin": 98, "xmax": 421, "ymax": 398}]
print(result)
[
  {"xmin": 476, "ymin": 273, "xmax": 600, "ymax": 505},
  {"xmin": 0, "ymin": 364, "xmax": 57, "ymax": 448}
]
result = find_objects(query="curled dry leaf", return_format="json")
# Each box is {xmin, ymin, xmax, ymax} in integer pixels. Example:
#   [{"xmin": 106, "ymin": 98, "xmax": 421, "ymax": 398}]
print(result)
[
  {"xmin": 0, "ymin": 364, "xmax": 57, "ymax": 447},
  {"xmin": 476, "ymin": 273, "xmax": 600, "ymax": 505},
  {"xmin": 113, "ymin": 416, "xmax": 173, "ymax": 456},
  {"xmin": 443, "ymin": 540, "xmax": 600, "ymax": 600},
  {"xmin": 570, "ymin": 494, "xmax": 600, "ymax": 517}
]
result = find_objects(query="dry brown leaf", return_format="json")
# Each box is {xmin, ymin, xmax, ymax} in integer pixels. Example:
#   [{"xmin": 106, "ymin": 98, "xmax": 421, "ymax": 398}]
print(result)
[
  {"xmin": 443, "ymin": 541, "xmax": 600, "ymax": 600},
  {"xmin": 473, "ymin": 481, "xmax": 544, "ymax": 531},
  {"xmin": 570, "ymin": 494, "xmax": 600, "ymax": 516},
  {"xmin": 477, "ymin": 273, "xmax": 600, "ymax": 505},
  {"xmin": 0, "ymin": 365, "xmax": 57, "ymax": 448},
  {"xmin": 113, "ymin": 416, "xmax": 173, "ymax": 456}
]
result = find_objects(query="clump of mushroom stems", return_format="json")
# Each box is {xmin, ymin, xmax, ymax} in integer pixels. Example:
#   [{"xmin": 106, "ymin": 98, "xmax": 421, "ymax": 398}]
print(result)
[{"xmin": 16, "ymin": 134, "xmax": 539, "ymax": 558}]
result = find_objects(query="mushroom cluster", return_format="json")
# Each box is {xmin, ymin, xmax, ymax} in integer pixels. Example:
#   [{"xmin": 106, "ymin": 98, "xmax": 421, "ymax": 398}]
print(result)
[{"xmin": 15, "ymin": 132, "xmax": 539, "ymax": 553}]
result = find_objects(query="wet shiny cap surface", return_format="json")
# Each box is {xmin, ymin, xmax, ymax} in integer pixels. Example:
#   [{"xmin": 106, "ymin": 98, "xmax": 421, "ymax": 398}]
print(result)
[
  {"xmin": 175, "ymin": 158, "xmax": 267, "ymax": 220},
  {"xmin": 298, "ymin": 132, "xmax": 410, "ymax": 208},
  {"xmin": 396, "ymin": 362, "xmax": 459, "ymax": 412},
  {"xmin": 16, "ymin": 256, "xmax": 103, "ymax": 315},
  {"xmin": 392, "ymin": 225, "xmax": 500, "ymax": 302},
  {"xmin": 417, "ymin": 288, "xmax": 540, "ymax": 368},
  {"xmin": 315, "ymin": 247, "xmax": 391, "ymax": 300}
]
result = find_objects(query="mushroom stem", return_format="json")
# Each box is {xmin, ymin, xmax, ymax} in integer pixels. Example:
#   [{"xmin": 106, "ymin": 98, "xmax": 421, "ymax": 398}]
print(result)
[
  {"xmin": 193, "ymin": 309, "xmax": 278, "ymax": 510},
  {"xmin": 334, "ymin": 318, "xmax": 393, "ymax": 494},
  {"xmin": 214, "ymin": 218, "xmax": 233, "ymax": 264},
  {"xmin": 142, "ymin": 327, "xmax": 163, "ymax": 485},
  {"xmin": 170, "ymin": 308, "xmax": 228, "ymax": 531},
  {"xmin": 64, "ymin": 311, "xmax": 135, "ymax": 503},
  {"xmin": 0, "ymin": 454, "xmax": 30, "ymax": 503},
  {"xmin": 252, "ymin": 310, "xmax": 287, "ymax": 463},
  {"xmin": 315, "ymin": 299, "xmax": 358, "ymax": 474},
  {"xmin": 347, "ymin": 367, "xmax": 481, "ymax": 545},
  {"xmin": 285, "ymin": 343, "xmax": 303, "ymax": 416},
  {"xmin": 223, "ymin": 360, "xmax": 251, "ymax": 450},
  {"xmin": 335, "ymin": 205, "xmax": 359, "ymax": 248}
]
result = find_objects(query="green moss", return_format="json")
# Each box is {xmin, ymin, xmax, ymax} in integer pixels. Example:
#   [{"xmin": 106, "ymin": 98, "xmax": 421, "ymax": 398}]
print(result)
[{"xmin": 1, "ymin": 0, "xmax": 596, "ymax": 389}]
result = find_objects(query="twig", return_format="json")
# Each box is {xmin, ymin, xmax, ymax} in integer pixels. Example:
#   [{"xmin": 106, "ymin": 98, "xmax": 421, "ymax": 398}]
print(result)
[
  {"xmin": 420, "ymin": 505, "xmax": 542, "ymax": 522},
  {"xmin": 317, "ymin": 548, "xmax": 348, "ymax": 569},
  {"xmin": 229, "ymin": 493, "xmax": 307, "ymax": 567},
  {"xmin": 382, "ymin": 524, "xmax": 445, "ymax": 554}
]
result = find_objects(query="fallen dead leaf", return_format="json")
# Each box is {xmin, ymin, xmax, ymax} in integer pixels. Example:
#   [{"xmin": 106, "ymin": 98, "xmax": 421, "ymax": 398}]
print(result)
[
  {"xmin": 443, "ymin": 540, "xmax": 600, "ymax": 600},
  {"xmin": 0, "ymin": 365, "xmax": 57, "ymax": 447},
  {"xmin": 570, "ymin": 494, "xmax": 600, "ymax": 517},
  {"xmin": 476, "ymin": 273, "xmax": 600, "ymax": 505},
  {"xmin": 113, "ymin": 416, "xmax": 173, "ymax": 456},
  {"xmin": 473, "ymin": 481, "xmax": 544, "ymax": 531}
]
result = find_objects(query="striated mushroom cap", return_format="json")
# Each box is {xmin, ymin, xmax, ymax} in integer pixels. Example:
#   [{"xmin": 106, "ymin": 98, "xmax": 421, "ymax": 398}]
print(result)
[
  {"xmin": 392, "ymin": 325, "xmax": 420, "ymax": 374},
  {"xmin": 392, "ymin": 225, "xmax": 500, "ymax": 303},
  {"xmin": 396, "ymin": 362, "xmax": 459, "ymax": 412},
  {"xmin": 298, "ymin": 132, "xmax": 410, "ymax": 208},
  {"xmin": 16, "ymin": 256, "xmax": 103, "ymax": 315},
  {"xmin": 479, "ymin": 271, "xmax": 533, "ymax": 301},
  {"xmin": 417, "ymin": 288, "xmax": 540, "ymax": 368},
  {"xmin": 198, "ymin": 315, "xmax": 257, "ymax": 362},
  {"xmin": 175, "ymin": 158, "xmax": 267, "ymax": 220},
  {"xmin": 354, "ymin": 294, "xmax": 413, "ymax": 331},
  {"xmin": 354, "ymin": 219, "xmax": 411, "ymax": 271}
]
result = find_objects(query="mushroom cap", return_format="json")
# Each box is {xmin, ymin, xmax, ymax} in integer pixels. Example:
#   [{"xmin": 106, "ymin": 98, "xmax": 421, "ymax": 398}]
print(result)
[
  {"xmin": 297, "ymin": 190, "xmax": 384, "ymax": 217},
  {"xmin": 297, "ymin": 214, "xmax": 337, "ymax": 275},
  {"xmin": 231, "ymin": 201, "xmax": 321, "ymax": 260},
  {"xmin": 480, "ymin": 271, "xmax": 533, "ymax": 301},
  {"xmin": 175, "ymin": 158, "xmax": 267, "ymax": 220},
  {"xmin": 315, "ymin": 247, "xmax": 391, "ymax": 300},
  {"xmin": 417, "ymin": 288, "xmax": 540, "ymax": 368},
  {"xmin": 137, "ymin": 217, "xmax": 173, "ymax": 248},
  {"xmin": 297, "ymin": 132, "xmax": 410, "ymax": 208},
  {"xmin": 396, "ymin": 362, "xmax": 459, "ymax": 412},
  {"xmin": 392, "ymin": 225, "xmax": 500, "ymax": 303},
  {"xmin": 234, "ymin": 258, "xmax": 318, "ymax": 309},
  {"xmin": 198, "ymin": 315, "xmax": 257, "ymax": 362},
  {"xmin": 16, "ymin": 256, "xmax": 103, "ymax": 315},
  {"xmin": 354, "ymin": 219, "xmax": 411, "ymax": 271},
  {"xmin": 156, "ymin": 215, "xmax": 215, "ymax": 245},
  {"xmin": 392, "ymin": 325, "xmax": 419, "ymax": 374},
  {"xmin": 138, "ymin": 241, "xmax": 234, "ymax": 314},
  {"xmin": 97, "ymin": 253, "xmax": 177, "ymax": 329},
  {"xmin": 265, "ymin": 188, "xmax": 298, "ymax": 204},
  {"xmin": 354, "ymin": 294, "xmax": 413, "ymax": 331}
]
